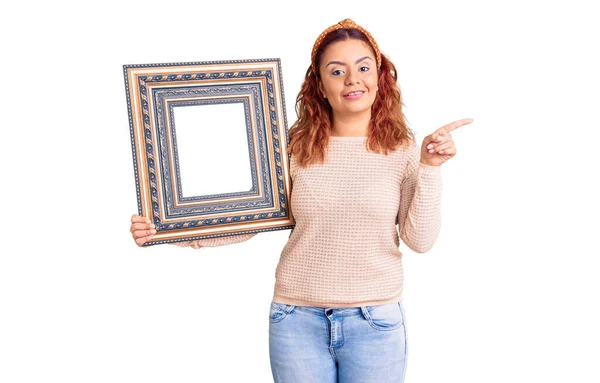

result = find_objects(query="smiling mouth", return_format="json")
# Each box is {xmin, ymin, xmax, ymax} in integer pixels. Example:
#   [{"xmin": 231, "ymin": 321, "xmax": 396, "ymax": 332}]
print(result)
[{"xmin": 344, "ymin": 90, "xmax": 365, "ymax": 97}]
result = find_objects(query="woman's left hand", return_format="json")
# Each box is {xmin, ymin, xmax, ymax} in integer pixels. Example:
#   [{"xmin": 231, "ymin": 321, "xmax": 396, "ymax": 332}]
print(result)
[{"xmin": 420, "ymin": 118, "xmax": 473, "ymax": 166}]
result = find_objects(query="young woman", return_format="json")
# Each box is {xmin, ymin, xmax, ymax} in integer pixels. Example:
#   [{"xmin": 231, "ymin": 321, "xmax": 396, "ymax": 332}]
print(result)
[{"xmin": 130, "ymin": 18, "xmax": 472, "ymax": 383}]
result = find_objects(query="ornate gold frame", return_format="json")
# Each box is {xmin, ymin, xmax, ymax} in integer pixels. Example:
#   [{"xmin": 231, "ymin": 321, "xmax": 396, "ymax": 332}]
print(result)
[{"xmin": 123, "ymin": 59, "xmax": 294, "ymax": 246}]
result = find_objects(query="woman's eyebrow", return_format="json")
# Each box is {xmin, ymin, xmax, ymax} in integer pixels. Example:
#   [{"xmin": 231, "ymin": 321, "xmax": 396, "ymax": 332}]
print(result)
[{"xmin": 325, "ymin": 56, "xmax": 373, "ymax": 67}]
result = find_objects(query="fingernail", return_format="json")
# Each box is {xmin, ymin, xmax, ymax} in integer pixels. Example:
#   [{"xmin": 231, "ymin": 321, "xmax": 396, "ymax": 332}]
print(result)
[
  {"xmin": 427, "ymin": 144, "xmax": 433, "ymax": 149},
  {"xmin": 429, "ymin": 149, "xmax": 434, "ymax": 153},
  {"xmin": 149, "ymin": 224, "xmax": 155, "ymax": 228}
]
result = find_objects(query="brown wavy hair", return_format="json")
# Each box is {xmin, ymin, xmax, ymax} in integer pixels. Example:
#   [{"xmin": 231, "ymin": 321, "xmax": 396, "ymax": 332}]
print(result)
[{"xmin": 288, "ymin": 28, "xmax": 415, "ymax": 167}]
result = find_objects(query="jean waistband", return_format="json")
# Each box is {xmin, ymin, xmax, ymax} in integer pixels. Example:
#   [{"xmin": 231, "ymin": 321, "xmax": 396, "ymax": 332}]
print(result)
[{"xmin": 285, "ymin": 302, "xmax": 400, "ymax": 317}]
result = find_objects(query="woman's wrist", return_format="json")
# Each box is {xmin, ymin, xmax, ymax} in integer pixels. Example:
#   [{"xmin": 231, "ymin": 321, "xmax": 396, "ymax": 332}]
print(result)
[{"xmin": 419, "ymin": 159, "xmax": 440, "ymax": 167}]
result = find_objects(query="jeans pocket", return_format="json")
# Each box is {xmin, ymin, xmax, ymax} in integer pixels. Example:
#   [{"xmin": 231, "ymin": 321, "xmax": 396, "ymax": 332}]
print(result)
[
  {"xmin": 269, "ymin": 302, "xmax": 296, "ymax": 323},
  {"xmin": 364, "ymin": 302, "xmax": 405, "ymax": 331}
]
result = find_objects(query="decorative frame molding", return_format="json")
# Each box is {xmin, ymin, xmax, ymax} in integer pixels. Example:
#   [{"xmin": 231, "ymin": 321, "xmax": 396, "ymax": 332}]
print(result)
[{"xmin": 123, "ymin": 59, "xmax": 294, "ymax": 246}]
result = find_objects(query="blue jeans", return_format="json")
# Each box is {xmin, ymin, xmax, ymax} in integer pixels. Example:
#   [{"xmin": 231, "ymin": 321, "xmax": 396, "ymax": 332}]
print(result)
[{"xmin": 269, "ymin": 301, "xmax": 408, "ymax": 382}]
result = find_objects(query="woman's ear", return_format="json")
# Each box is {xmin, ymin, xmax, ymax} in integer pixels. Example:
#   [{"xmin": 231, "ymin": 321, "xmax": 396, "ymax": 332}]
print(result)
[{"xmin": 317, "ymin": 80, "xmax": 327, "ymax": 99}]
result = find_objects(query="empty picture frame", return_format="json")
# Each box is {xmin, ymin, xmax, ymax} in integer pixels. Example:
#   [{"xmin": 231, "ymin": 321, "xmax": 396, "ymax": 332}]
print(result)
[{"xmin": 123, "ymin": 59, "xmax": 295, "ymax": 246}]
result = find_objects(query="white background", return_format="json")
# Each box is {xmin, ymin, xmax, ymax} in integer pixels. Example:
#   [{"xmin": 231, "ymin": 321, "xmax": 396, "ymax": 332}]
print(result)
[{"xmin": 1, "ymin": 0, "xmax": 599, "ymax": 382}]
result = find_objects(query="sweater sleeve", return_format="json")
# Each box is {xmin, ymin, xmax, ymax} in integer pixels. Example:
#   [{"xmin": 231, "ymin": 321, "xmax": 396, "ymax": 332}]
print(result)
[
  {"xmin": 397, "ymin": 145, "xmax": 442, "ymax": 253},
  {"xmin": 171, "ymin": 232, "xmax": 257, "ymax": 249}
]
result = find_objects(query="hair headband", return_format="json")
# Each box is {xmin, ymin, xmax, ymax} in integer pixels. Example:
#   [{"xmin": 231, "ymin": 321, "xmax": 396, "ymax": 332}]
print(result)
[{"xmin": 310, "ymin": 18, "xmax": 382, "ymax": 74}]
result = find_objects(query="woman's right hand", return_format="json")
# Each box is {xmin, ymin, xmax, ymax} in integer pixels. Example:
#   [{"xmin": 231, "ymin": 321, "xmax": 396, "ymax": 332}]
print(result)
[{"xmin": 130, "ymin": 214, "xmax": 156, "ymax": 247}]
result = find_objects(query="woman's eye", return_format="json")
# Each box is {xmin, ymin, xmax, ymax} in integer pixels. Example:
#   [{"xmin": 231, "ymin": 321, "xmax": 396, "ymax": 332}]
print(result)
[
  {"xmin": 332, "ymin": 69, "xmax": 344, "ymax": 76},
  {"xmin": 359, "ymin": 66, "xmax": 370, "ymax": 72}
]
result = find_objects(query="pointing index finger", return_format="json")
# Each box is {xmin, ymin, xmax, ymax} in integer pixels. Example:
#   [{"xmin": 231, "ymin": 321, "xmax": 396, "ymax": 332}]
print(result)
[{"xmin": 443, "ymin": 118, "xmax": 473, "ymax": 133}]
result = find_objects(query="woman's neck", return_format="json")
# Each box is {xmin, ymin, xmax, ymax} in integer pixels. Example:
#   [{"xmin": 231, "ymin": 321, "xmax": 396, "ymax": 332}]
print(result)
[{"xmin": 330, "ymin": 111, "xmax": 371, "ymax": 137}]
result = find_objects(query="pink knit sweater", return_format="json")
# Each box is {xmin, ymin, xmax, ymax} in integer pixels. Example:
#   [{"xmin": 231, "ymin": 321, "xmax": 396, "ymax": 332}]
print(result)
[{"xmin": 177, "ymin": 136, "xmax": 442, "ymax": 307}]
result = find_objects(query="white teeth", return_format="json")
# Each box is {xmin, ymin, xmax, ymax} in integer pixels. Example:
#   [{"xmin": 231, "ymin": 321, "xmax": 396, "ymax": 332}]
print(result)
[{"xmin": 347, "ymin": 91, "xmax": 363, "ymax": 96}]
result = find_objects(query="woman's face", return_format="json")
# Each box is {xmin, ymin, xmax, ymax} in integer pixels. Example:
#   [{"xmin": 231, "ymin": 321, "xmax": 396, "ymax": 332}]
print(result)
[{"xmin": 318, "ymin": 38, "xmax": 379, "ymax": 119}]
